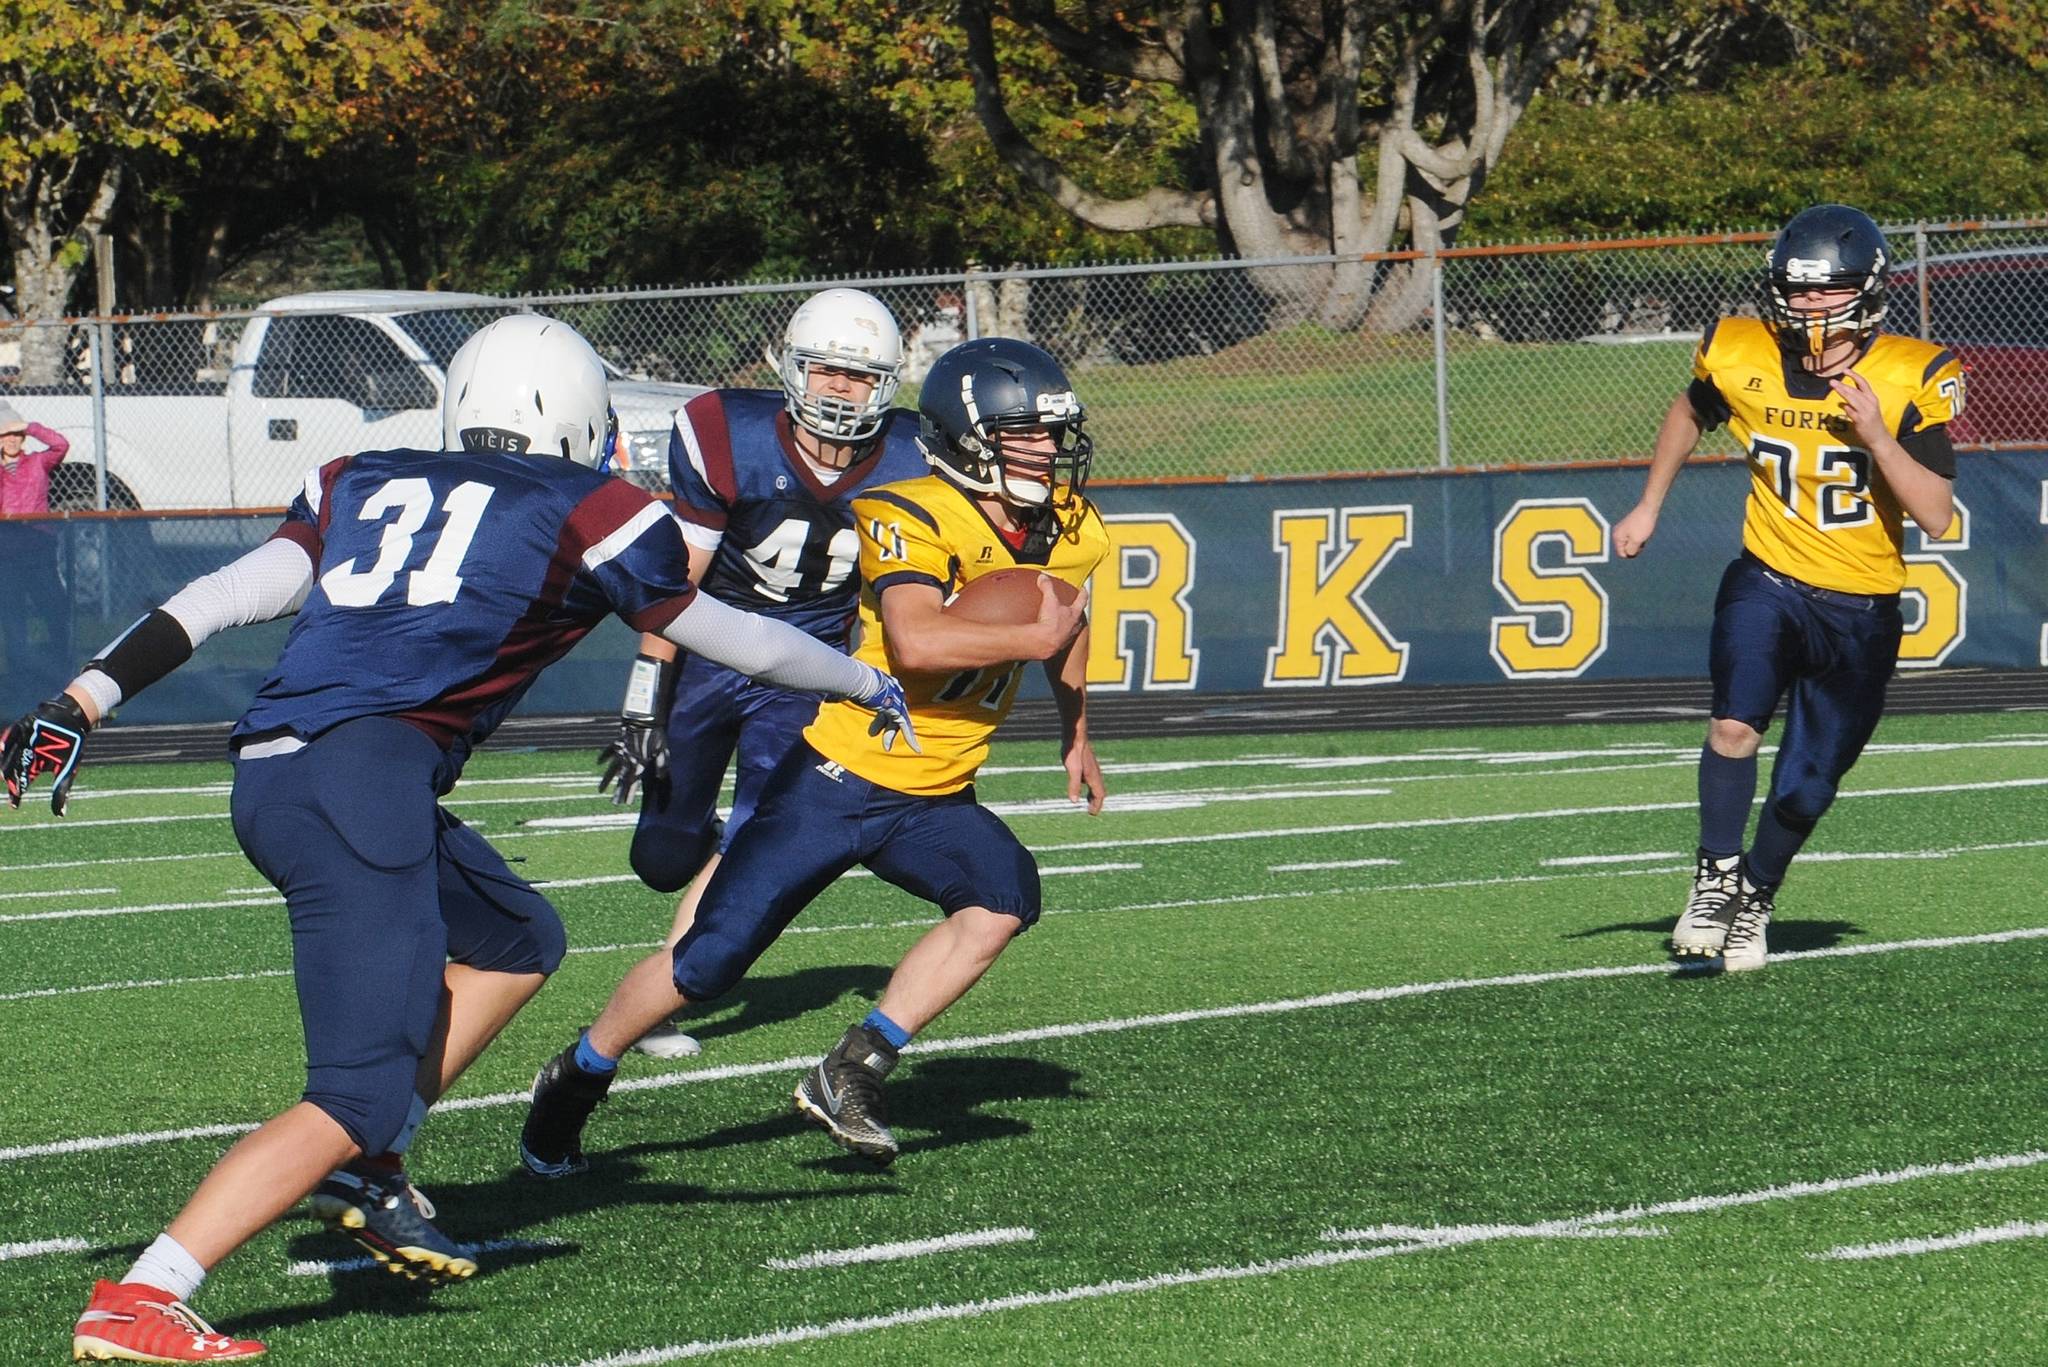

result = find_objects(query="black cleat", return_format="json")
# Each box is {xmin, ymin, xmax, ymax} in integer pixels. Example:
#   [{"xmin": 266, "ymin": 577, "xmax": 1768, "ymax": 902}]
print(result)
[
  {"xmin": 309, "ymin": 1164, "xmax": 477, "ymax": 1283},
  {"xmin": 519, "ymin": 1045, "xmax": 614, "ymax": 1178},
  {"xmin": 793, "ymin": 1025, "xmax": 901, "ymax": 1165}
]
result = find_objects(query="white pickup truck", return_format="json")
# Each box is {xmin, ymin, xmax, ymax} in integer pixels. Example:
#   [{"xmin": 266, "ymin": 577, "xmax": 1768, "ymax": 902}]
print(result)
[{"xmin": 14, "ymin": 290, "xmax": 700, "ymax": 511}]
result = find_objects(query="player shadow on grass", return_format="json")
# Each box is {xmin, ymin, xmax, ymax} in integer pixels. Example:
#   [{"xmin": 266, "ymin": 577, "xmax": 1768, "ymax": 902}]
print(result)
[
  {"xmin": 615, "ymin": 1054, "xmax": 1087, "ymax": 1174},
  {"xmin": 1564, "ymin": 918, "xmax": 1861, "ymax": 955},
  {"xmin": 676, "ymin": 963, "xmax": 894, "ymax": 1045},
  {"xmin": 243, "ymin": 1156, "xmax": 876, "ymax": 1332}
]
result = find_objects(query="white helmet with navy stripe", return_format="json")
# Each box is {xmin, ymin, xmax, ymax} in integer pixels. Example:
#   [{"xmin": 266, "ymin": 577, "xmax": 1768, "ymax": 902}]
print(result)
[{"xmin": 443, "ymin": 314, "xmax": 618, "ymax": 469}]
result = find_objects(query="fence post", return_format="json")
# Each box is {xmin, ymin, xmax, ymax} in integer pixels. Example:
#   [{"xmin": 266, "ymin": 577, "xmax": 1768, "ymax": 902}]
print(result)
[
  {"xmin": 964, "ymin": 267, "xmax": 981, "ymax": 340},
  {"xmin": 1912, "ymin": 222, "xmax": 1930, "ymax": 341},
  {"xmin": 93, "ymin": 233, "xmax": 116, "ymax": 511},
  {"xmin": 87, "ymin": 321, "xmax": 110, "ymax": 513},
  {"xmin": 1431, "ymin": 246, "xmax": 1451, "ymax": 469}
]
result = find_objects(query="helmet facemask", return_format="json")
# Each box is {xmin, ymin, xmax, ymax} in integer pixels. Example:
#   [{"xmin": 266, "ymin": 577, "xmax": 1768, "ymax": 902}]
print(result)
[
  {"xmin": 780, "ymin": 347, "xmax": 902, "ymax": 443},
  {"xmin": 776, "ymin": 288, "xmax": 905, "ymax": 444},
  {"xmin": 1763, "ymin": 271, "xmax": 1887, "ymax": 361},
  {"xmin": 941, "ymin": 411, "xmax": 1092, "ymax": 545}
]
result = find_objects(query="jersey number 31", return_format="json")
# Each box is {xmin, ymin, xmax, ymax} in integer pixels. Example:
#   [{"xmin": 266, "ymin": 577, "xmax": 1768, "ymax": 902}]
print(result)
[{"xmin": 322, "ymin": 478, "xmax": 497, "ymax": 608}]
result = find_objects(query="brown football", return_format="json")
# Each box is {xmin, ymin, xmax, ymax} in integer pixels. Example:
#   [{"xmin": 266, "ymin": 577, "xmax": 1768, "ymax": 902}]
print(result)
[{"xmin": 944, "ymin": 567, "xmax": 1081, "ymax": 624}]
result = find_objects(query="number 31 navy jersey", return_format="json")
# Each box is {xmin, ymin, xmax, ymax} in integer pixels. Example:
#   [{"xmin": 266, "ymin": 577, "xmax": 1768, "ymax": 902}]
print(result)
[
  {"xmin": 235, "ymin": 448, "xmax": 698, "ymax": 752},
  {"xmin": 667, "ymin": 390, "xmax": 928, "ymax": 646}
]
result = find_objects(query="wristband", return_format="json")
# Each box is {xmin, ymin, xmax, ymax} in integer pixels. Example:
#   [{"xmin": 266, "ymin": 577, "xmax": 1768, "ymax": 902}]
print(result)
[{"xmin": 620, "ymin": 653, "xmax": 676, "ymax": 722}]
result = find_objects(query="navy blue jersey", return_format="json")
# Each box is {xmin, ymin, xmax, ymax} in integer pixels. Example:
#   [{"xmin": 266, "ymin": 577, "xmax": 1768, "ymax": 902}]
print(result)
[
  {"xmin": 235, "ymin": 448, "xmax": 697, "ymax": 753},
  {"xmin": 667, "ymin": 389, "xmax": 927, "ymax": 645}
]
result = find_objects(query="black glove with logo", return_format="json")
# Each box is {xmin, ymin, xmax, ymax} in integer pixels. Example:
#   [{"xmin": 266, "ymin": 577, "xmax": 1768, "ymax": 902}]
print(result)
[{"xmin": 2, "ymin": 693, "xmax": 93, "ymax": 816}]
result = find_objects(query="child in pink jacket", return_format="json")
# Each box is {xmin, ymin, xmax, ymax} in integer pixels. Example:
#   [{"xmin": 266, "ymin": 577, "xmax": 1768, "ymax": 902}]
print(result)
[{"xmin": 0, "ymin": 401, "xmax": 69, "ymax": 515}]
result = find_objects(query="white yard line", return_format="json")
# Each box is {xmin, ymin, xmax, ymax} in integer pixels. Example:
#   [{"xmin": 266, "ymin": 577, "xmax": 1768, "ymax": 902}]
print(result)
[
  {"xmin": 1267, "ymin": 858, "xmax": 1401, "ymax": 873},
  {"xmin": 552, "ymin": 1149, "xmax": 2048, "ymax": 1367},
  {"xmin": 0, "ymin": 850, "xmax": 244, "ymax": 874},
  {"xmin": 48, "ymin": 734, "xmax": 2048, "ymax": 809},
  {"xmin": 0, "ymin": 1237, "xmax": 90, "ymax": 1262},
  {"xmin": 0, "ymin": 968, "xmax": 294, "ymax": 1004},
  {"xmin": 0, "ymin": 812, "xmax": 229, "ymax": 833},
  {"xmin": 0, "ymin": 886, "xmax": 112, "ymax": 902},
  {"xmin": 11, "ymin": 835, "xmax": 2048, "ymax": 998},
  {"xmin": 1810, "ymin": 1221, "xmax": 2048, "ymax": 1261},
  {"xmin": 0, "ymin": 895, "xmax": 280, "ymax": 926},
  {"xmin": 765, "ymin": 1228, "xmax": 1035, "ymax": 1271},
  {"xmin": 1542, "ymin": 852, "xmax": 1685, "ymax": 866},
  {"xmin": 8, "ymin": 923, "xmax": 2048, "ymax": 1166}
]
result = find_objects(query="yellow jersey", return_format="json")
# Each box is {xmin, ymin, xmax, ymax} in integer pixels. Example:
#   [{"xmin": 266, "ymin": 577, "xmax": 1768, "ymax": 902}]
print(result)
[
  {"xmin": 1692, "ymin": 316, "xmax": 1964, "ymax": 595},
  {"xmin": 805, "ymin": 474, "xmax": 1110, "ymax": 796}
]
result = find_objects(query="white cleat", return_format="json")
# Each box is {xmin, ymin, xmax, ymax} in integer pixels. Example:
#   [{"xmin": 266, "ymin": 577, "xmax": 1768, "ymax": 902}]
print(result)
[
  {"xmin": 631, "ymin": 1023, "xmax": 703, "ymax": 1059},
  {"xmin": 1671, "ymin": 849, "xmax": 1743, "ymax": 958},
  {"xmin": 1721, "ymin": 881, "xmax": 1775, "ymax": 972}
]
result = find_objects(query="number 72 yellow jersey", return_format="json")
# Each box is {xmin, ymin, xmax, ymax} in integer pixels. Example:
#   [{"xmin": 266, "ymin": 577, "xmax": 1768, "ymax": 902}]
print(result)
[
  {"xmin": 804, "ymin": 474, "xmax": 1109, "ymax": 797},
  {"xmin": 1692, "ymin": 316, "xmax": 1964, "ymax": 595}
]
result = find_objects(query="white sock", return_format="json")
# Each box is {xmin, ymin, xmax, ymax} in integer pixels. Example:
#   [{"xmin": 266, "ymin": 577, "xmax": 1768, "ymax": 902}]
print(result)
[{"xmin": 125, "ymin": 1232, "xmax": 206, "ymax": 1301}]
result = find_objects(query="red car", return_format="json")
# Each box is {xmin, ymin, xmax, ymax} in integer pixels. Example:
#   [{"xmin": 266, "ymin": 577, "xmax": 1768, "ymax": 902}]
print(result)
[{"xmin": 1886, "ymin": 248, "xmax": 2048, "ymax": 447}]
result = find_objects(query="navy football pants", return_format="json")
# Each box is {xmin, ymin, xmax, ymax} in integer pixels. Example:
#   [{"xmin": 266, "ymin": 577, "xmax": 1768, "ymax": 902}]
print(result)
[
  {"xmin": 1709, "ymin": 553, "xmax": 1904, "ymax": 841},
  {"xmin": 671, "ymin": 741, "xmax": 1041, "ymax": 1002},
  {"xmin": 629, "ymin": 654, "xmax": 820, "ymax": 892},
  {"xmin": 231, "ymin": 716, "xmax": 566, "ymax": 1153}
]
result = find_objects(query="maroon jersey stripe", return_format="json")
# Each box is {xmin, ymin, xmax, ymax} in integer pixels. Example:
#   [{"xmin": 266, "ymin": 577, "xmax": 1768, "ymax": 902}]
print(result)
[
  {"xmin": 398, "ymin": 478, "xmax": 660, "ymax": 742},
  {"xmin": 683, "ymin": 391, "xmax": 740, "ymax": 503}
]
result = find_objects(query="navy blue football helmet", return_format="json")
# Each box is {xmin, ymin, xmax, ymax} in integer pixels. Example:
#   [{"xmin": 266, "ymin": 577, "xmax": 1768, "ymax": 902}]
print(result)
[
  {"xmin": 917, "ymin": 338, "xmax": 1092, "ymax": 533},
  {"xmin": 1763, "ymin": 204, "xmax": 1891, "ymax": 359}
]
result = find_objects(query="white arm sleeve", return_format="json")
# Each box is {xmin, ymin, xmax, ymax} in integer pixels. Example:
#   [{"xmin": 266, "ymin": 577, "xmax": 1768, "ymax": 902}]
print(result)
[
  {"xmin": 160, "ymin": 537, "xmax": 317, "ymax": 646},
  {"xmin": 658, "ymin": 591, "xmax": 880, "ymax": 702},
  {"xmin": 71, "ymin": 537, "xmax": 318, "ymax": 717}
]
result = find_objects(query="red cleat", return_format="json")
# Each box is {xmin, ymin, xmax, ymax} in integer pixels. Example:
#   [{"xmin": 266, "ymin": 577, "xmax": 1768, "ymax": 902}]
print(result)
[{"xmin": 71, "ymin": 1280, "xmax": 265, "ymax": 1362}]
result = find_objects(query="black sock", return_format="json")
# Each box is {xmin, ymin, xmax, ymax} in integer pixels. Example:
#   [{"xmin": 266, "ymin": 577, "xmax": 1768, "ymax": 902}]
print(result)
[{"xmin": 1697, "ymin": 743, "xmax": 1757, "ymax": 855}]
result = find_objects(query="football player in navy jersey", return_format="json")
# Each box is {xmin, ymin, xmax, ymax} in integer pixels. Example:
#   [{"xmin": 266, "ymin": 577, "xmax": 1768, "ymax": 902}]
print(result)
[
  {"xmin": 2, "ymin": 315, "xmax": 911, "ymax": 1364},
  {"xmin": 595, "ymin": 287, "xmax": 927, "ymax": 1059},
  {"xmin": 1614, "ymin": 204, "xmax": 1962, "ymax": 972}
]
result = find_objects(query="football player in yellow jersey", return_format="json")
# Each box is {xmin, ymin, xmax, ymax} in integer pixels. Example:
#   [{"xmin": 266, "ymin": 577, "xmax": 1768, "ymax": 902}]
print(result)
[
  {"xmin": 520, "ymin": 338, "xmax": 1107, "ymax": 1172},
  {"xmin": 1614, "ymin": 204, "xmax": 1963, "ymax": 973}
]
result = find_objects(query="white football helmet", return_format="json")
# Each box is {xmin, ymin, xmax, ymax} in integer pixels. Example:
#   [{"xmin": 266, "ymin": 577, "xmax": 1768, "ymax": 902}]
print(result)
[
  {"xmin": 777, "ymin": 288, "xmax": 903, "ymax": 443},
  {"xmin": 442, "ymin": 314, "xmax": 617, "ymax": 469}
]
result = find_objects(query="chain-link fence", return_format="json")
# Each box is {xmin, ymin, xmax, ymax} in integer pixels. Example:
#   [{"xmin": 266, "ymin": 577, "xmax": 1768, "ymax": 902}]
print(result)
[{"xmin": 1, "ymin": 216, "xmax": 2044, "ymax": 519}]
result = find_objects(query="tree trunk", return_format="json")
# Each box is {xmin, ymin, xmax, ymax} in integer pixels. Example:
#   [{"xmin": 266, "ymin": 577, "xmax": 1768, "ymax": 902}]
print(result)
[
  {"xmin": 4, "ymin": 163, "xmax": 124, "ymax": 383},
  {"xmin": 972, "ymin": 0, "xmax": 1598, "ymax": 335}
]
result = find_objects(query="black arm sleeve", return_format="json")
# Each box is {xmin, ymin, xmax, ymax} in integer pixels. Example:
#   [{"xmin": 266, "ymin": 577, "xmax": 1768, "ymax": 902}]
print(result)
[{"xmin": 86, "ymin": 610, "xmax": 197, "ymax": 703}]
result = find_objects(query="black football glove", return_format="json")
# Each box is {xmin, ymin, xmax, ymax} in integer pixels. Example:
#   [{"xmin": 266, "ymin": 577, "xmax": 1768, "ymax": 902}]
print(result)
[
  {"xmin": 596, "ymin": 653, "xmax": 675, "ymax": 806},
  {"xmin": 1, "ymin": 693, "xmax": 93, "ymax": 817}
]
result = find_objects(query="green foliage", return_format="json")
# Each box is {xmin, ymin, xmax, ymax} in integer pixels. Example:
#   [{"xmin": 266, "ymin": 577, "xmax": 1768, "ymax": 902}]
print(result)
[
  {"xmin": 1472, "ymin": 72, "xmax": 2048, "ymax": 238},
  {"xmin": 0, "ymin": 0, "xmax": 436, "ymax": 190},
  {"xmin": 408, "ymin": 0, "xmax": 1204, "ymax": 285},
  {"xmin": 429, "ymin": 63, "xmax": 954, "ymax": 288}
]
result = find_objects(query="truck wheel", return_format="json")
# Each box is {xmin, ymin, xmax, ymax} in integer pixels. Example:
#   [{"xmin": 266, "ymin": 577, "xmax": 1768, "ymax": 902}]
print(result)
[{"xmin": 47, "ymin": 465, "xmax": 142, "ymax": 512}]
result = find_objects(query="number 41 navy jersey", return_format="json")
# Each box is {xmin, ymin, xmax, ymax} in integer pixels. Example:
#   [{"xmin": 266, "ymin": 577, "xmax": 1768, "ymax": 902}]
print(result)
[
  {"xmin": 668, "ymin": 390, "xmax": 928, "ymax": 647},
  {"xmin": 234, "ymin": 448, "xmax": 698, "ymax": 753}
]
